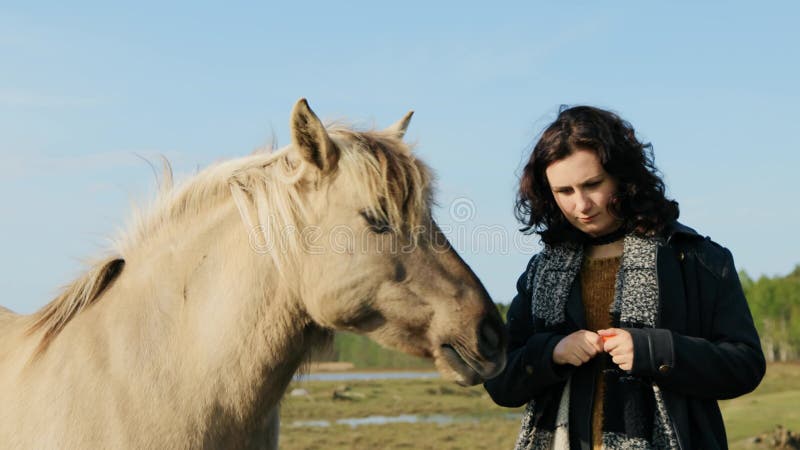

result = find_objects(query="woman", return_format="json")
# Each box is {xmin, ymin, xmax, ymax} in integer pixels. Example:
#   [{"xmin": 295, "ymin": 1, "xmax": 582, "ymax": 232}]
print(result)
[{"xmin": 485, "ymin": 106, "xmax": 765, "ymax": 449}]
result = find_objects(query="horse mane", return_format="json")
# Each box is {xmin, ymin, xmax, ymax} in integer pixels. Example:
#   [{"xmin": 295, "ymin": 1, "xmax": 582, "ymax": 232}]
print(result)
[
  {"xmin": 27, "ymin": 257, "xmax": 125, "ymax": 355},
  {"xmin": 25, "ymin": 123, "xmax": 431, "ymax": 356}
]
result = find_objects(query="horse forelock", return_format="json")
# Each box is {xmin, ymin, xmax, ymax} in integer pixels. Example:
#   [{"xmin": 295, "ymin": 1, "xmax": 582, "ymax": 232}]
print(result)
[
  {"xmin": 225, "ymin": 126, "xmax": 433, "ymax": 273},
  {"xmin": 329, "ymin": 128, "xmax": 433, "ymax": 233}
]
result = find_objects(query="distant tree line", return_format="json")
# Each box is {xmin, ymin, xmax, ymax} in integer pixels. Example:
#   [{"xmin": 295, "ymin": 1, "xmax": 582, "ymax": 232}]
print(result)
[
  {"xmin": 741, "ymin": 265, "xmax": 800, "ymax": 362},
  {"xmin": 313, "ymin": 332, "xmax": 433, "ymax": 369}
]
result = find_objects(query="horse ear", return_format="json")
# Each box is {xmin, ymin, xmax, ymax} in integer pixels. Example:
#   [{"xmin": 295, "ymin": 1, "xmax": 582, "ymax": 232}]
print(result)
[
  {"xmin": 384, "ymin": 110, "xmax": 414, "ymax": 140},
  {"xmin": 290, "ymin": 98, "xmax": 339, "ymax": 173}
]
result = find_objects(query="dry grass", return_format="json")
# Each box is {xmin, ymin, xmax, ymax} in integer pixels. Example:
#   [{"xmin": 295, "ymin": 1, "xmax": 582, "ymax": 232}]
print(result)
[{"xmin": 280, "ymin": 363, "xmax": 800, "ymax": 450}]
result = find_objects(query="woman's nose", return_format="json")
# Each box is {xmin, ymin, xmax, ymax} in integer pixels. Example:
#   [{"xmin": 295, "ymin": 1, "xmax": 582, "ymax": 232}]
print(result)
[{"xmin": 575, "ymin": 192, "xmax": 593, "ymax": 213}]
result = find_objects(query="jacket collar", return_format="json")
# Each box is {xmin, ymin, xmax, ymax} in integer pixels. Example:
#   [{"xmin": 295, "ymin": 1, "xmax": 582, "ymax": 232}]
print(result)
[{"xmin": 663, "ymin": 221, "xmax": 701, "ymax": 244}]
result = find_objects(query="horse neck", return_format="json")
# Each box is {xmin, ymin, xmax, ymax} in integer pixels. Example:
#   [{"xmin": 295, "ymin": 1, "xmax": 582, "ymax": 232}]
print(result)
[{"xmin": 110, "ymin": 200, "xmax": 327, "ymax": 433}]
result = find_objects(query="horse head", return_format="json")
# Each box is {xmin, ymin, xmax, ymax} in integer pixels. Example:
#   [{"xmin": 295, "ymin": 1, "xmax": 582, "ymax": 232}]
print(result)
[{"xmin": 281, "ymin": 99, "xmax": 507, "ymax": 385}]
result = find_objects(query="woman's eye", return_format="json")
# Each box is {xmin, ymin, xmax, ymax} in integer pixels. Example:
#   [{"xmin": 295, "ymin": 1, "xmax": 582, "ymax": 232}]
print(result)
[{"xmin": 360, "ymin": 211, "xmax": 392, "ymax": 234}]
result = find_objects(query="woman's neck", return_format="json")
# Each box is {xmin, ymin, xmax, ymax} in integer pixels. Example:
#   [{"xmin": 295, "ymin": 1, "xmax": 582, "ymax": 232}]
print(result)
[{"xmin": 585, "ymin": 239, "xmax": 624, "ymax": 259}]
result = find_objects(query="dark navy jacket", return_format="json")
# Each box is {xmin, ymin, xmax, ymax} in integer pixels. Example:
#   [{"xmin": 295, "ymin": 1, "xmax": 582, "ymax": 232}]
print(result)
[{"xmin": 484, "ymin": 223, "xmax": 766, "ymax": 449}]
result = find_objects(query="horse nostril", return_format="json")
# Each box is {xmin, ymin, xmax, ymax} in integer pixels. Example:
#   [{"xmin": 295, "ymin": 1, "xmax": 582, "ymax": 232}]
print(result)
[{"xmin": 479, "ymin": 319, "xmax": 501, "ymax": 357}]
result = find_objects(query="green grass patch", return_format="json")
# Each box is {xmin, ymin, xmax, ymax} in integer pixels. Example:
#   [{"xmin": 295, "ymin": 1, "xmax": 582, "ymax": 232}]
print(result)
[{"xmin": 722, "ymin": 362, "xmax": 800, "ymax": 448}]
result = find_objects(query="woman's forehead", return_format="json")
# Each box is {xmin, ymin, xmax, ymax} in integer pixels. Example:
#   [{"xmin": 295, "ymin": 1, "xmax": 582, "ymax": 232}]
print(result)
[{"xmin": 545, "ymin": 149, "xmax": 606, "ymax": 187}]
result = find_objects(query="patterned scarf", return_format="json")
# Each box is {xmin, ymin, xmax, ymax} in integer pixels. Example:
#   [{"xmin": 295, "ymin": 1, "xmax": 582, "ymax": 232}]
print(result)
[{"xmin": 514, "ymin": 234, "xmax": 679, "ymax": 450}]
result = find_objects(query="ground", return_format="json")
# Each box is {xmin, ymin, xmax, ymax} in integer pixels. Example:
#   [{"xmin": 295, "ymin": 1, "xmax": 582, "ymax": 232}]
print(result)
[{"xmin": 279, "ymin": 363, "xmax": 800, "ymax": 449}]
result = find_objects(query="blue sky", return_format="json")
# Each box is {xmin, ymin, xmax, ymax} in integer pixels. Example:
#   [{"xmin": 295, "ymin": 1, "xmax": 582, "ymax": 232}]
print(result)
[{"xmin": 2, "ymin": 2, "xmax": 798, "ymax": 314}]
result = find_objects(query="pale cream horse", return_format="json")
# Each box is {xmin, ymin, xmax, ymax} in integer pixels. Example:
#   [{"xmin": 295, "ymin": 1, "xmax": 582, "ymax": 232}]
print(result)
[{"xmin": 0, "ymin": 99, "xmax": 507, "ymax": 449}]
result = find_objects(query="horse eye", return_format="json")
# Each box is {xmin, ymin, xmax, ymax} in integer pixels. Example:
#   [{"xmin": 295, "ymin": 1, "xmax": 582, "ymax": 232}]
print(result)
[{"xmin": 360, "ymin": 211, "xmax": 392, "ymax": 234}]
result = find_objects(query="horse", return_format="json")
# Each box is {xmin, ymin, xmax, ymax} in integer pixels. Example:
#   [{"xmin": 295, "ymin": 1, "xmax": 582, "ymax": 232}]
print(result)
[{"xmin": 0, "ymin": 99, "xmax": 507, "ymax": 449}]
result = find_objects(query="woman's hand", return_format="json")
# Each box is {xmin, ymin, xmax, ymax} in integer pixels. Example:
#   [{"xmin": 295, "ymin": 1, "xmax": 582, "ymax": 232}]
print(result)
[
  {"xmin": 598, "ymin": 328, "xmax": 634, "ymax": 371},
  {"xmin": 552, "ymin": 330, "xmax": 604, "ymax": 366}
]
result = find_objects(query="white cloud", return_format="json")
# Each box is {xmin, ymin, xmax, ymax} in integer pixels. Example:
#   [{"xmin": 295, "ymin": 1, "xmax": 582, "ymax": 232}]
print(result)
[
  {"xmin": 0, "ymin": 149, "xmax": 190, "ymax": 181},
  {"xmin": 0, "ymin": 88, "xmax": 106, "ymax": 109}
]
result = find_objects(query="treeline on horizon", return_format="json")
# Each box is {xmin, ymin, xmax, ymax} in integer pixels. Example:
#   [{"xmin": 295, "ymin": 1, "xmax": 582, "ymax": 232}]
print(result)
[
  {"xmin": 315, "ymin": 265, "xmax": 800, "ymax": 368},
  {"xmin": 741, "ymin": 265, "xmax": 800, "ymax": 362}
]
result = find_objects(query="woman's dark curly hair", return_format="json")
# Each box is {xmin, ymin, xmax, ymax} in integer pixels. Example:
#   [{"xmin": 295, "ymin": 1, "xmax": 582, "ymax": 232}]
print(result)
[{"xmin": 516, "ymin": 105, "xmax": 679, "ymax": 245}]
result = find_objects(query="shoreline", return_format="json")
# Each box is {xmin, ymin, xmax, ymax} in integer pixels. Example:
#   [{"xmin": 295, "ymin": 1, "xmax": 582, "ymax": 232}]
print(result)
[{"xmin": 305, "ymin": 361, "xmax": 435, "ymax": 374}]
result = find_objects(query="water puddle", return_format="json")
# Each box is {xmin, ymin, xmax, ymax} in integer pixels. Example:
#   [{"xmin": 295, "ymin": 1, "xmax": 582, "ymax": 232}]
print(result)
[
  {"xmin": 294, "ymin": 371, "xmax": 440, "ymax": 382},
  {"xmin": 289, "ymin": 413, "xmax": 520, "ymax": 428}
]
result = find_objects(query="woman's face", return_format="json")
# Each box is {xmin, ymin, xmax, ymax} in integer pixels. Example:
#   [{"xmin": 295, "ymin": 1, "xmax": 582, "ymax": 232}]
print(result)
[{"xmin": 545, "ymin": 148, "xmax": 621, "ymax": 237}]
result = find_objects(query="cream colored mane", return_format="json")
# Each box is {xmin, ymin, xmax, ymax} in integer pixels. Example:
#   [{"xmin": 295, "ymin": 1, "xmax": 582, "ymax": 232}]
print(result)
[{"xmin": 26, "ymin": 125, "xmax": 431, "ymax": 356}]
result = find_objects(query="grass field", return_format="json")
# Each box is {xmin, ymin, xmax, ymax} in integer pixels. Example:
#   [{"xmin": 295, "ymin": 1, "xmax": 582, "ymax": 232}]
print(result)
[
  {"xmin": 721, "ymin": 363, "xmax": 800, "ymax": 448},
  {"xmin": 279, "ymin": 363, "xmax": 800, "ymax": 449}
]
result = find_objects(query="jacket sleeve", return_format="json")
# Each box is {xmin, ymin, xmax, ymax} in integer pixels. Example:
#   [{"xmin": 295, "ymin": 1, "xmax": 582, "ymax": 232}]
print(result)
[
  {"xmin": 484, "ymin": 257, "xmax": 572, "ymax": 407},
  {"xmin": 627, "ymin": 247, "xmax": 766, "ymax": 400}
]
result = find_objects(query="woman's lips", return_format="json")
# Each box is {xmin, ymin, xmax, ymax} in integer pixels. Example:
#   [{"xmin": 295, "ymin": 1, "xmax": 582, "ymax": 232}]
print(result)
[{"xmin": 578, "ymin": 214, "xmax": 597, "ymax": 223}]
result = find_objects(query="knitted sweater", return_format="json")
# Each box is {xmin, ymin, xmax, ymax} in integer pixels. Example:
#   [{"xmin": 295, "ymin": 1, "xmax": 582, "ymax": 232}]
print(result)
[{"xmin": 581, "ymin": 256, "xmax": 621, "ymax": 449}]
